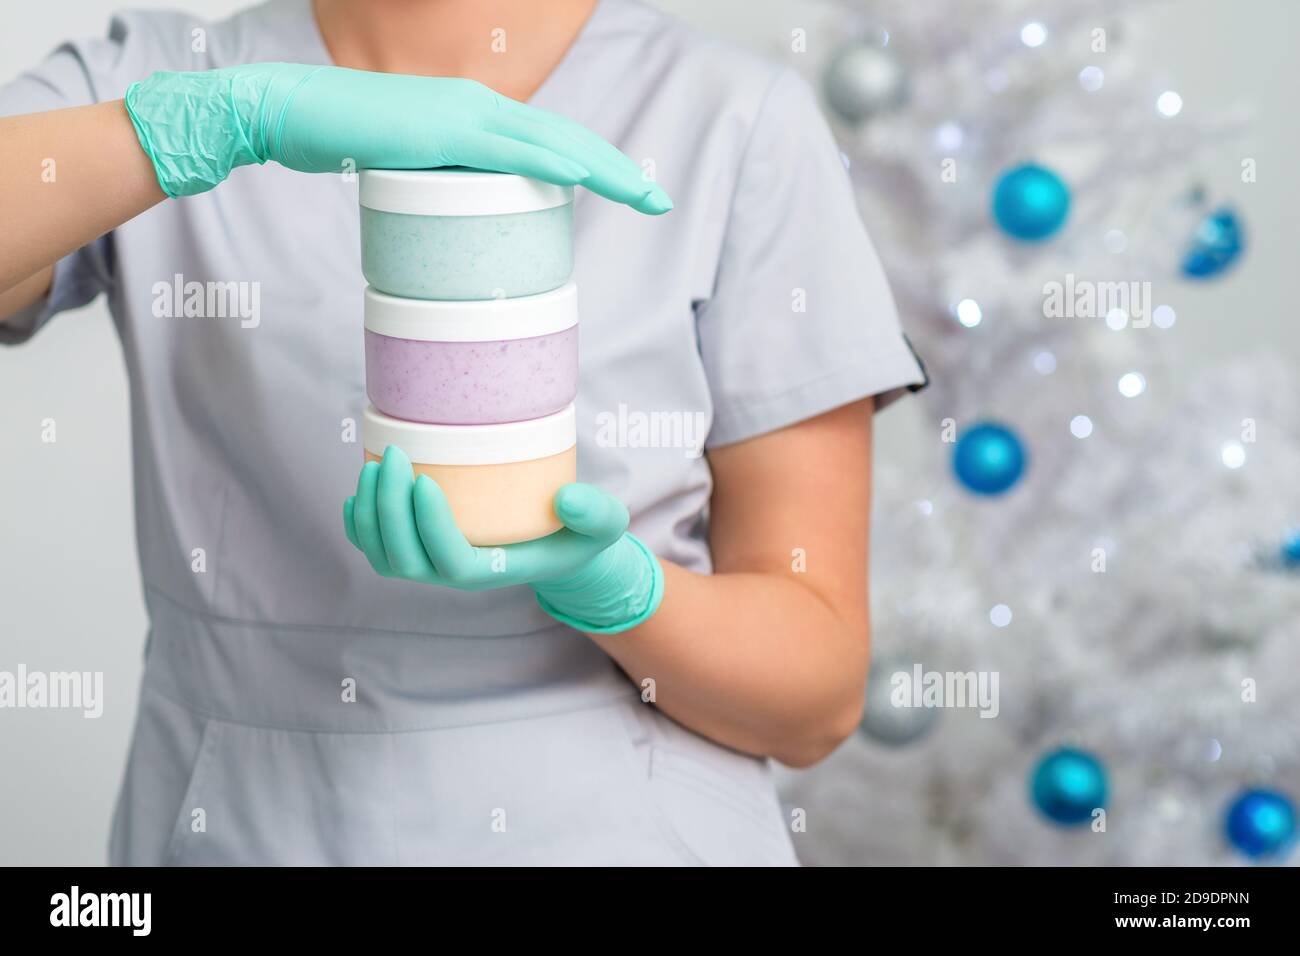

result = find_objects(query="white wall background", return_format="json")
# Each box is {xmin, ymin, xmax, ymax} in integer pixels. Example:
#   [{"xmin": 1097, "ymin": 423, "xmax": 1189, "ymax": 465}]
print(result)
[{"xmin": 1, "ymin": 0, "xmax": 1294, "ymax": 865}]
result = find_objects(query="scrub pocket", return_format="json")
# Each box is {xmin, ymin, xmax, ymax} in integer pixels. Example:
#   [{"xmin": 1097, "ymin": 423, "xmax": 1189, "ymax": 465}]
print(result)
[
  {"xmin": 162, "ymin": 718, "xmax": 399, "ymax": 866},
  {"xmin": 114, "ymin": 683, "xmax": 797, "ymax": 866},
  {"xmin": 620, "ymin": 697, "xmax": 799, "ymax": 867},
  {"xmin": 109, "ymin": 684, "xmax": 211, "ymax": 866}
]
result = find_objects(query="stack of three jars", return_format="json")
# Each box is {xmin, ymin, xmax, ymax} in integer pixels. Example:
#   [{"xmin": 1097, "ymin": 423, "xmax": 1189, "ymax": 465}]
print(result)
[{"xmin": 359, "ymin": 169, "xmax": 578, "ymax": 546}]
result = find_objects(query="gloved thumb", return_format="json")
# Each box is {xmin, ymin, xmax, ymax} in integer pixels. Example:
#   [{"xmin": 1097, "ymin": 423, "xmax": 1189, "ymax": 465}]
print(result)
[{"xmin": 553, "ymin": 483, "xmax": 628, "ymax": 545}]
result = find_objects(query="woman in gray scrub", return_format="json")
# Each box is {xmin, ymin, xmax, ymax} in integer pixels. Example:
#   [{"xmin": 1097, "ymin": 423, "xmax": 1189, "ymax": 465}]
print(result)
[{"xmin": 0, "ymin": 0, "xmax": 925, "ymax": 865}]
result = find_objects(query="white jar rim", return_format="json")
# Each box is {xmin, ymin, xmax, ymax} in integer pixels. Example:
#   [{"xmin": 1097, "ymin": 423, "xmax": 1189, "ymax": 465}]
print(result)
[
  {"xmin": 362, "ymin": 403, "xmax": 576, "ymax": 466},
  {"xmin": 364, "ymin": 282, "xmax": 578, "ymax": 342},
  {"xmin": 359, "ymin": 167, "xmax": 574, "ymax": 217}
]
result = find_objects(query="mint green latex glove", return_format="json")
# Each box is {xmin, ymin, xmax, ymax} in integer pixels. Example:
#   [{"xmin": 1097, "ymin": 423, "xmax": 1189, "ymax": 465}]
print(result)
[
  {"xmin": 123, "ymin": 64, "xmax": 672, "ymax": 213},
  {"xmin": 343, "ymin": 447, "xmax": 664, "ymax": 634}
]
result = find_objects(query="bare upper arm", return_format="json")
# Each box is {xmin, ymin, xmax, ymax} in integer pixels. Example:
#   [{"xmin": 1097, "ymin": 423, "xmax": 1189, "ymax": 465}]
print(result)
[
  {"xmin": 0, "ymin": 266, "xmax": 54, "ymax": 324},
  {"xmin": 705, "ymin": 398, "xmax": 873, "ymax": 624}
]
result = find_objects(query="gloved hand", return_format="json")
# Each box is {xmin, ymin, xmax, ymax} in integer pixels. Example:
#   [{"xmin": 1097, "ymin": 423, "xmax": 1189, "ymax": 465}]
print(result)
[
  {"xmin": 124, "ymin": 63, "xmax": 671, "ymax": 213},
  {"xmin": 343, "ymin": 447, "xmax": 664, "ymax": 634}
]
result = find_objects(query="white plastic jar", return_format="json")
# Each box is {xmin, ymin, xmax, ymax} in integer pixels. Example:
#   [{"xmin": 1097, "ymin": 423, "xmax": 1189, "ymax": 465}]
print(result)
[
  {"xmin": 362, "ymin": 403, "xmax": 577, "ymax": 546},
  {"xmin": 359, "ymin": 168, "xmax": 574, "ymax": 301}
]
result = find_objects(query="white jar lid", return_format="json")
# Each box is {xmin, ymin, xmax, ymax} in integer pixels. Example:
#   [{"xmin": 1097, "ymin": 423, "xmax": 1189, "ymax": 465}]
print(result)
[
  {"xmin": 364, "ymin": 282, "xmax": 578, "ymax": 342},
  {"xmin": 359, "ymin": 167, "xmax": 574, "ymax": 217},
  {"xmin": 363, "ymin": 403, "xmax": 576, "ymax": 466}
]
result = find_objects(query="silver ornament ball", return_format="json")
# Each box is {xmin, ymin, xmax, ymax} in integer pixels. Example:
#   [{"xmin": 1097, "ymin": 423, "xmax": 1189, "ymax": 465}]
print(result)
[
  {"xmin": 859, "ymin": 657, "xmax": 939, "ymax": 746},
  {"xmin": 823, "ymin": 43, "xmax": 908, "ymax": 124}
]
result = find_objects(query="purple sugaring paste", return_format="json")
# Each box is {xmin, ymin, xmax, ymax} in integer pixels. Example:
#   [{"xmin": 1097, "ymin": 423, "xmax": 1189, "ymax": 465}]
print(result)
[{"xmin": 365, "ymin": 326, "xmax": 578, "ymax": 425}]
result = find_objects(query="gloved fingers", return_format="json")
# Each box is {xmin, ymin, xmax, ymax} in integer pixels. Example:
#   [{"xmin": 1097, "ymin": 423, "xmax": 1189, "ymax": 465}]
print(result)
[
  {"xmin": 343, "ymin": 496, "xmax": 361, "ymax": 551},
  {"xmin": 376, "ymin": 446, "xmax": 438, "ymax": 581},
  {"xmin": 448, "ymin": 130, "xmax": 590, "ymax": 187},
  {"xmin": 352, "ymin": 459, "xmax": 395, "ymax": 577},
  {"xmin": 493, "ymin": 101, "xmax": 672, "ymax": 214},
  {"xmin": 553, "ymin": 483, "xmax": 629, "ymax": 547},
  {"xmin": 412, "ymin": 475, "xmax": 482, "ymax": 585},
  {"xmin": 491, "ymin": 527, "xmax": 608, "ymax": 581}
]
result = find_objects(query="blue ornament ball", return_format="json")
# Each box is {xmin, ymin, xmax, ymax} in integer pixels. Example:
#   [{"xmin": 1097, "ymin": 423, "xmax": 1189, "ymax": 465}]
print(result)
[
  {"xmin": 1225, "ymin": 789, "xmax": 1296, "ymax": 859},
  {"xmin": 1031, "ymin": 748, "xmax": 1108, "ymax": 826},
  {"xmin": 1281, "ymin": 529, "xmax": 1300, "ymax": 567},
  {"xmin": 953, "ymin": 422, "xmax": 1026, "ymax": 495},
  {"xmin": 1181, "ymin": 207, "xmax": 1244, "ymax": 279},
  {"xmin": 991, "ymin": 163, "xmax": 1071, "ymax": 241}
]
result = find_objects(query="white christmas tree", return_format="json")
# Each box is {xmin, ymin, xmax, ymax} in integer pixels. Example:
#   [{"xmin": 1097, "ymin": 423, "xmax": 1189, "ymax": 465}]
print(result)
[{"xmin": 778, "ymin": 0, "xmax": 1300, "ymax": 865}]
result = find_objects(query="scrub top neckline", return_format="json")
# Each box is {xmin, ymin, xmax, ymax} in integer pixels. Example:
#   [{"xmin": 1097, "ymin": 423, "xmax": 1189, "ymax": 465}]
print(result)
[{"xmin": 295, "ymin": 0, "xmax": 608, "ymax": 113}]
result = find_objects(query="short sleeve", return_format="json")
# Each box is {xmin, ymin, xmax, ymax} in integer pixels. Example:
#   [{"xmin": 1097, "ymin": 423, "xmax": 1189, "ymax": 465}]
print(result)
[
  {"xmin": 695, "ymin": 68, "xmax": 927, "ymax": 448},
  {"xmin": 0, "ymin": 17, "xmax": 147, "ymax": 344}
]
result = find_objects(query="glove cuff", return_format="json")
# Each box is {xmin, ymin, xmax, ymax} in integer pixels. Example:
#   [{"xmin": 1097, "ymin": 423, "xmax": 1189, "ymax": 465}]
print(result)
[
  {"xmin": 124, "ymin": 70, "xmax": 258, "ymax": 197},
  {"xmin": 534, "ymin": 534, "xmax": 664, "ymax": 635},
  {"xmin": 123, "ymin": 64, "xmax": 320, "ymax": 198}
]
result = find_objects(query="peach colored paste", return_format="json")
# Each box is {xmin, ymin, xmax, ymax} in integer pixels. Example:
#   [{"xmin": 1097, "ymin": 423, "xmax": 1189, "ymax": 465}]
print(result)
[{"xmin": 365, "ymin": 446, "xmax": 576, "ymax": 546}]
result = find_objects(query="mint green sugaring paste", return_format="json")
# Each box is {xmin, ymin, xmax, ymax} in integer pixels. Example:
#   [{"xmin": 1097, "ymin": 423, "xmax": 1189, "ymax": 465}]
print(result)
[{"xmin": 361, "ymin": 203, "xmax": 574, "ymax": 300}]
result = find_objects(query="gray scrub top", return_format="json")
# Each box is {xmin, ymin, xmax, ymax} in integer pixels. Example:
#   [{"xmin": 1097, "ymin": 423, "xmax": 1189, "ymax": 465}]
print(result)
[{"xmin": 1, "ymin": 0, "xmax": 925, "ymax": 865}]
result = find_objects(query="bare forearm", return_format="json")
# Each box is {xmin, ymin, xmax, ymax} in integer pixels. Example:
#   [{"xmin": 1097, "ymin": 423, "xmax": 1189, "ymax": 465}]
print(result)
[
  {"xmin": 0, "ymin": 101, "xmax": 163, "ymax": 311},
  {"xmin": 588, "ymin": 561, "xmax": 869, "ymax": 767}
]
